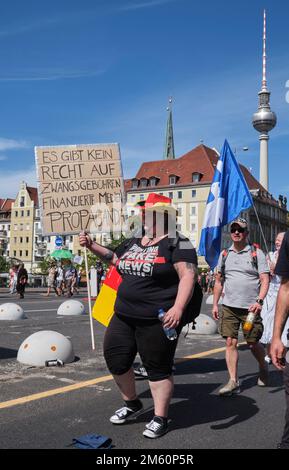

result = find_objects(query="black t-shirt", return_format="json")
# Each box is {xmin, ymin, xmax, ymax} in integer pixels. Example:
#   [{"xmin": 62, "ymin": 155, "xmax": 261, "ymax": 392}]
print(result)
[
  {"xmin": 275, "ymin": 230, "xmax": 289, "ymax": 278},
  {"xmin": 114, "ymin": 235, "xmax": 198, "ymax": 320}
]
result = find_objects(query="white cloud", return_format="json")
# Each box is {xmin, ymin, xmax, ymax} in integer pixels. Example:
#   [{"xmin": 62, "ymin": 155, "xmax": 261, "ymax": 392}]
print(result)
[
  {"xmin": 119, "ymin": 0, "xmax": 175, "ymax": 11},
  {"xmin": 0, "ymin": 167, "xmax": 37, "ymax": 198},
  {"xmin": 0, "ymin": 69, "xmax": 105, "ymax": 82},
  {"xmin": 0, "ymin": 138, "xmax": 29, "ymax": 151}
]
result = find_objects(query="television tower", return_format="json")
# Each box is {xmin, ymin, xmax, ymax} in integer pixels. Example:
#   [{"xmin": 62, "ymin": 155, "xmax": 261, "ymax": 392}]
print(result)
[{"xmin": 252, "ymin": 10, "xmax": 276, "ymax": 191}]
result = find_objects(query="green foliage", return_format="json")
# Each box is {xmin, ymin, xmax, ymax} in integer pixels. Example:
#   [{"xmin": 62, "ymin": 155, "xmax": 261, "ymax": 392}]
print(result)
[
  {"xmin": 82, "ymin": 234, "xmax": 126, "ymax": 271},
  {"xmin": 0, "ymin": 255, "xmax": 9, "ymax": 273},
  {"xmin": 38, "ymin": 256, "xmax": 54, "ymax": 275}
]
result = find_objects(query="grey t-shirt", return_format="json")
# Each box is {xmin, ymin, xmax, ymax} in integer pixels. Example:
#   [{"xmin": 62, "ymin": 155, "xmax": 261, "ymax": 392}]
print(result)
[{"xmin": 217, "ymin": 244, "xmax": 269, "ymax": 309}]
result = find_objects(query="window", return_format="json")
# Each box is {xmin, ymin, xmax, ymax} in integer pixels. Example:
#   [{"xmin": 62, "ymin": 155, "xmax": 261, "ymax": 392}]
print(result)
[
  {"xmin": 27, "ymin": 210, "xmax": 30, "ymax": 217},
  {"xmin": 169, "ymin": 192, "xmax": 173, "ymax": 199},
  {"xmin": 177, "ymin": 224, "xmax": 182, "ymax": 231},
  {"xmin": 20, "ymin": 196, "xmax": 25, "ymax": 207},
  {"xmin": 21, "ymin": 210, "xmax": 24, "ymax": 217},
  {"xmin": 140, "ymin": 194, "xmax": 145, "ymax": 201},
  {"xmin": 191, "ymin": 207, "xmax": 196, "ymax": 216},
  {"xmin": 20, "ymin": 237, "xmax": 23, "ymax": 243},
  {"xmin": 15, "ymin": 211, "xmax": 18, "ymax": 217},
  {"xmin": 192, "ymin": 172, "xmax": 202, "ymax": 182},
  {"xmin": 20, "ymin": 224, "xmax": 24, "ymax": 231},
  {"xmin": 192, "ymin": 190, "xmax": 196, "ymax": 198},
  {"xmin": 26, "ymin": 237, "xmax": 29, "ymax": 243},
  {"xmin": 191, "ymin": 223, "xmax": 196, "ymax": 232},
  {"xmin": 177, "ymin": 206, "xmax": 182, "ymax": 216},
  {"xmin": 14, "ymin": 224, "xmax": 18, "ymax": 230},
  {"xmin": 14, "ymin": 237, "xmax": 17, "ymax": 243},
  {"xmin": 149, "ymin": 177, "xmax": 156, "ymax": 187},
  {"xmin": 130, "ymin": 210, "xmax": 135, "ymax": 216},
  {"xmin": 140, "ymin": 178, "xmax": 147, "ymax": 188},
  {"xmin": 13, "ymin": 251, "xmax": 16, "ymax": 257},
  {"xmin": 178, "ymin": 191, "xmax": 182, "ymax": 199},
  {"xmin": 132, "ymin": 179, "xmax": 138, "ymax": 189},
  {"xmin": 169, "ymin": 175, "xmax": 176, "ymax": 185},
  {"xmin": 25, "ymin": 250, "xmax": 29, "ymax": 257},
  {"xmin": 19, "ymin": 250, "xmax": 23, "ymax": 256}
]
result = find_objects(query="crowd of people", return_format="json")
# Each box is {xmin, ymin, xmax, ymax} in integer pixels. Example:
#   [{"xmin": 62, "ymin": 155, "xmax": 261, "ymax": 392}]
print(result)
[
  {"xmin": 78, "ymin": 193, "xmax": 289, "ymax": 448},
  {"xmin": 8, "ymin": 260, "xmax": 106, "ymax": 299},
  {"xmin": 5, "ymin": 191, "xmax": 289, "ymax": 448}
]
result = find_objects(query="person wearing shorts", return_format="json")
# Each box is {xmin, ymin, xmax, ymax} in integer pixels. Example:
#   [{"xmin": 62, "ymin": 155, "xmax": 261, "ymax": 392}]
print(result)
[{"xmin": 212, "ymin": 217, "xmax": 270, "ymax": 396}]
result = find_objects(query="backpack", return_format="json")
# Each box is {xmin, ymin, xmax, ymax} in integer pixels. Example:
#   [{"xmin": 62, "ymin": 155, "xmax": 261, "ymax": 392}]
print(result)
[
  {"xmin": 168, "ymin": 233, "xmax": 203, "ymax": 330},
  {"xmin": 220, "ymin": 243, "xmax": 259, "ymax": 279}
]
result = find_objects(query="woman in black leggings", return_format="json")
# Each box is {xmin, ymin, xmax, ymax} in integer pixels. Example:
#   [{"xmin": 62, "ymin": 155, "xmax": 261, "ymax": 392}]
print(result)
[{"xmin": 79, "ymin": 193, "xmax": 198, "ymax": 439}]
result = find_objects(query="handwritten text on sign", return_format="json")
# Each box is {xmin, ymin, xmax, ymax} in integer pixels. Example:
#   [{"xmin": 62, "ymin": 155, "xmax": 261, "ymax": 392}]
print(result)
[{"xmin": 35, "ymin": 144, "xmax": 125, "ymax": 235}]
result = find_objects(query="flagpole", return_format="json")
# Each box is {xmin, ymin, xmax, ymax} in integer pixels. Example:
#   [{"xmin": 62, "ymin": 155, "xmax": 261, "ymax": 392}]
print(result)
[
  {"xmin": 251, "ymin": 201, "xmax": 269, "ymax": 255},
  {"xmin": 84, "ymin": 245, "xmax": 95, "ymax": 350}
]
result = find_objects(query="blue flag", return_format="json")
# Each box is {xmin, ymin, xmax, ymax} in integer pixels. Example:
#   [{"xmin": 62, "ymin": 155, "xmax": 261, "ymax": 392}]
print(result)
[{"xmin": 198, "ymin": 139, "xmax": 253, "ymax": 269}]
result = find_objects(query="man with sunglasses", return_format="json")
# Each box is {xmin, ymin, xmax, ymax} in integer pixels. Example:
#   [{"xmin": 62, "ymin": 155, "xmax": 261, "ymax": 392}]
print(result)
[{"xmin": 212, "ymin": 217, "xmax": 270, "ymax": 396}]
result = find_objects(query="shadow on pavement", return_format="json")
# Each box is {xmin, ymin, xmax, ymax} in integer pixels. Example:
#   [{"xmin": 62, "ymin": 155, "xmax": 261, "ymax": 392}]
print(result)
[
  {"xmin": 136, "ymin": 382, "xmax": 259, "ymax": 432},
  {"xmin": 174, "ymin": 357, "xmax": 227, "ymax": 375},
  {"xmin": 239, "ymin": 368, "xmax": 284, "ymax": 391},
  {"xmin": 0, "ymin": 347, "xmax": 18, "ymax": 359}
]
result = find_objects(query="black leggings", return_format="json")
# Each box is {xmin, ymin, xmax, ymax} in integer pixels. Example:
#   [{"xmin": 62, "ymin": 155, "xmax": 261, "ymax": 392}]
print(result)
[{"xmin": 103, "ymin": 313, "xmax": 180, "ymax": 382}]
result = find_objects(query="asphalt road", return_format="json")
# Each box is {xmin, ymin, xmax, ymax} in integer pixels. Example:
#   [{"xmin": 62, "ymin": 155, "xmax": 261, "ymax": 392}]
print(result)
[{"xmin": 0, "ymin": 291, "xmax": 286, "ymax": 450}]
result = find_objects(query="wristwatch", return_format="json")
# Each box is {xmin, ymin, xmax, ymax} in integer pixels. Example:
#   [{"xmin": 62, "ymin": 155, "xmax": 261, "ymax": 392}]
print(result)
[{"xmin": 256, "ymin": 298, "xmax": 264, "ymax": 306}]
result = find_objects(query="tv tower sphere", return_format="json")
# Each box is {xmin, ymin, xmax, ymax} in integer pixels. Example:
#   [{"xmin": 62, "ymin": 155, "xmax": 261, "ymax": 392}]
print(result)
[{"xmin": 252, "ymin": 95, "xmax": 277, "ymax": 133}]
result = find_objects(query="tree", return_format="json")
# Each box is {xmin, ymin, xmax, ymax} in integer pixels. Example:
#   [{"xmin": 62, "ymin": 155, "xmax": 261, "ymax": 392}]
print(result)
[
  {"xmin": 0, "ymin": 255, "xmax": 9, "ymax": 273},
  {"xmin": 81, "ymin": 234, "xmax": 126, "ymax": 272},
  {"xmin": 38, "ymin": 256, "xmax": 53, "ymax": 275}
]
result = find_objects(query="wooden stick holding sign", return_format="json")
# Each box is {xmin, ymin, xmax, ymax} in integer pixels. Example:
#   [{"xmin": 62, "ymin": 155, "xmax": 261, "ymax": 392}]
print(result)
[
  {"xmin": 83, "ymin": 244, "xmax": 95, "ymax": 350},
  {"xmin": 35, "ymin": 143, "xmax": 125, "ymax": 351}
]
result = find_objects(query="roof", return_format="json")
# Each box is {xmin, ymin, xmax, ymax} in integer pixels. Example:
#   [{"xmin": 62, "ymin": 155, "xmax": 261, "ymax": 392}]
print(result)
[
  {"xmin": 27, "ymin": 187, "xmax": 39, "ymax": 207},
  {"xmin": 0, "ymin": 198, "xmax": 15, "ymax": 211},
  {"xmin": 124, "ymin": 144, "xmax": 267, "ymax": 194}
]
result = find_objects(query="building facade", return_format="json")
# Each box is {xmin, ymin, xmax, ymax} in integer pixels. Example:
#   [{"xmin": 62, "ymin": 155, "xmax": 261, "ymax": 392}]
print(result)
[
  {"xmin": 0, "ymin": 198, "xmax": 14, "ymax": 257},
  {"xmin": 125, "ymin": 144, "xmax": 289, "ymax": 266},
  {"xmin": 4, "ymin": 182, "xmax": 82, "ymax": 272}
]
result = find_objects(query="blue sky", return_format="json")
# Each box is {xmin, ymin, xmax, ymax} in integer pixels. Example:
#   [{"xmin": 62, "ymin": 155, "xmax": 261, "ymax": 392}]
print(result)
[{"xmin": 0, "ymin": 0, "xmax": 289, "ymax": 202}]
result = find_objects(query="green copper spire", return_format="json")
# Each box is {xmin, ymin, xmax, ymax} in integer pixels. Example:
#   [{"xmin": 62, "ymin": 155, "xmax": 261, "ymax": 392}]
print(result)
[{"xmin": 163, "ymin": 97, "xmax": 175, "ymax": 159}]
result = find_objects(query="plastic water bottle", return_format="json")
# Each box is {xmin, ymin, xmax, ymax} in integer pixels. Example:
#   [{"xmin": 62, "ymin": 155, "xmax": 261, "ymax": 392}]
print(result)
[
  {"xmin": 158, "ymin": 308, "xmax": 178, "ymax": 341},
  {"xmin": 243, "ymin": 311, "xmax": 255, "ymax": 332}
]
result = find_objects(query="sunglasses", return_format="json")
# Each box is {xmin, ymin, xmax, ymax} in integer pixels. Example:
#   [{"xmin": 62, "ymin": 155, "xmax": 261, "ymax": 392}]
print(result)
[{"xmin": 230, "ymin": 226, "xmax": 245, "ymax": 234}]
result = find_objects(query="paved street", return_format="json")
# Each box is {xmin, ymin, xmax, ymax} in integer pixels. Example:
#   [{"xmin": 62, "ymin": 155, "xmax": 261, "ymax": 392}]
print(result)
[{"xmin": 0, "ymin": 291, "xmax": 286, "ymax": 450}]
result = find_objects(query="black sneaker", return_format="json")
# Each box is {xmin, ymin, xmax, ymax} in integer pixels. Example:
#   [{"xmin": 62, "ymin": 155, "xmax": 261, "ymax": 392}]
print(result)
[
  {"xmin": 110, "ymin": 404, "xmax": 143, "ymax": 424},
  {"xmin": 134, "ymin": 365, "xmax": 148, "ymax": 378},
  {"xmin": 143, "ymin": 417, "xmax": 168, "ymax": 439}
]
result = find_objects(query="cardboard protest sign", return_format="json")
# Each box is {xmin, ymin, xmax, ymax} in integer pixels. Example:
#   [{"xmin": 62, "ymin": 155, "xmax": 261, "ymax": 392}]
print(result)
[{"xmin": 35, "ymin": 143, "xmax": 125, "ymax": 235}]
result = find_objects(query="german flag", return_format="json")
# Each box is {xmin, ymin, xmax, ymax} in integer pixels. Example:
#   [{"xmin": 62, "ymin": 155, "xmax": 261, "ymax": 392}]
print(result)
[{"xmin": 92, "ymin": 266, "xmax": 122, "ymax": 327}]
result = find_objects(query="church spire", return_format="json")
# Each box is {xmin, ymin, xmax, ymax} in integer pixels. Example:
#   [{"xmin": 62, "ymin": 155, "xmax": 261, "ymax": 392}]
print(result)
[{"xmin": 163, "ymin": 97, "xmax": 175, "ymax": 159}]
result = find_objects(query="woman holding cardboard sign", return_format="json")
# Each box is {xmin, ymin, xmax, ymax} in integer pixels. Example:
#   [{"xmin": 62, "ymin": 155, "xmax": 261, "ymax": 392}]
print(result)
[{"xmin": 79, "ymin": 193, "xmax": 197, "ymax": 439}]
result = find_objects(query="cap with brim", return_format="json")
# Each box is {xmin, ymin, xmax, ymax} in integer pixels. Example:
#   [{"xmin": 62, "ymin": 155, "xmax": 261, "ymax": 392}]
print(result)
[{"xmin": 230, "ymin": 218, "xmax": 248, "ymax": 230}]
